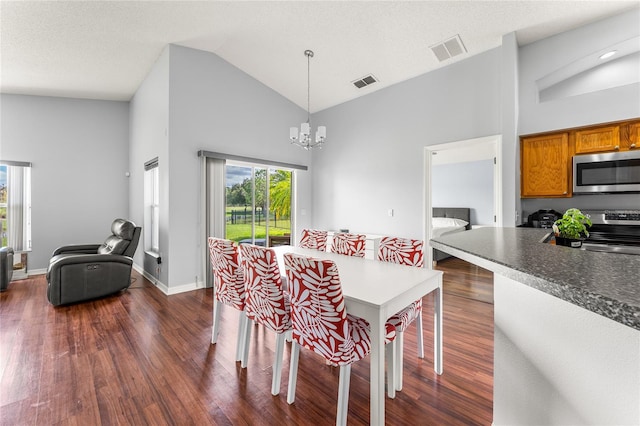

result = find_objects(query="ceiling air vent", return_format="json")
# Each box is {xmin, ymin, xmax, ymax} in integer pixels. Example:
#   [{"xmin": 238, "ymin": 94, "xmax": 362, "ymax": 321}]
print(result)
[
  {"xmin": 430, "ymin": 34, "xmax": 467, "ymax": 62},
  {"xmin": 352, "ymin": 74, "xmax": 378, "ymax": 89}
]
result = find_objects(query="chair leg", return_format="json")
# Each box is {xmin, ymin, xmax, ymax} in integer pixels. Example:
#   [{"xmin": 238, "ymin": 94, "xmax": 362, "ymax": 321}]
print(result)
[
  {"xmin": 395, "ymin": 331, "xmax": 404, "ymax": 391},
  {"xmin": 386, "ymin": 341, "xmax": 396, "ymax": 399},
  {"xmin": 287, "ymin": 343, "xmax": 300, "ymax": 404},
  {"xmin": 236, "ymin": 313, "xmax": 248, "ymax": 362},
  {"xmin": 272, "ymin": 333, "xmax": 286, "ymax": 395},
  {"xmin": 336, "ymin": 364, "xmax": 351, "ymax": 426},
  {"xmin": 416, "ymin": 311, "xmax": 424, "ymax": 359},
  {"xmin": 212, "ymin": 300, "xmax": 222, "ymax": 344},
  {"xmin": 240, "ymin": 318, "xmax": 252, "ymax": 367}
]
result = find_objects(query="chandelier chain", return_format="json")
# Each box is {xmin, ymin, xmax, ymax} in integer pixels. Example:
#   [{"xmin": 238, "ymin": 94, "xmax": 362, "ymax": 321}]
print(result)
[{"xmin": 305, "ymin": 49, "xmax": 313, "ymax": 122}]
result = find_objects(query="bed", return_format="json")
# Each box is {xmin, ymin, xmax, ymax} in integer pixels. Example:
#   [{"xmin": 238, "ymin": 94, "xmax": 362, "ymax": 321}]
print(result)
[{"xmin": 432, "ymin": 207, "xmax": 471, "ymax": 262}]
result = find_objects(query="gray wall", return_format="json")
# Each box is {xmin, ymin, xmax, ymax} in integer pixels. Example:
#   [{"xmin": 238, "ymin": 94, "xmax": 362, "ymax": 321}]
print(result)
[
  {"xmin": 518, "ymin": 8, "xmax": 640, "ymax": 219},
  {"xmin": 432, "ymin": 160, "xmax": 494, "ymax": 225},
  {"xmin": 311, "ymin": 47, "xmax": 502, "ymax": 240},
  {"xmin": 0, "ymin": 94, "xmax": 130, "ymax": 270},
  {"xmin": 129, "ymin": 46, "xmax": 170, "ymax": 283},
  {"xmin": 129, "ymin": 45, "xmax": 312, "ymax": 290}
]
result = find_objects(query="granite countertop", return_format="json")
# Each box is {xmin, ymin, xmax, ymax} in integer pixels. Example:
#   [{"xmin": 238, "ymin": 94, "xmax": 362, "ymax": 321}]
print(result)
[{"xmin": 430, "ymin": 227, "xmax": 640, "ymax": 331}]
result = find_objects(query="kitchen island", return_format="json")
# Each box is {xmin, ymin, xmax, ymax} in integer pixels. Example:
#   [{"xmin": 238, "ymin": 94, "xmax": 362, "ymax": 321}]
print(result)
[{"xmin": 431, "ymin": 227, "xmax": 640, "ymax": 426}]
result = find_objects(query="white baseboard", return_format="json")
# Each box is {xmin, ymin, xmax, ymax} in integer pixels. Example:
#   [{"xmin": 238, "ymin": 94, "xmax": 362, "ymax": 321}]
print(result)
[
  {"xmin": 28, "ymin": 268, "xmax": 47, "ymax": 276},
  {"xmin": 132, "ymin": 263, "xmax": 205, "ymax": 296},
  {"xmin": 165, "ymin": 281, "xmax": 202, "ymax": 295},
  {"xmin": 133, "ymin": 263, "xmax": 167, "ymax": 293}
]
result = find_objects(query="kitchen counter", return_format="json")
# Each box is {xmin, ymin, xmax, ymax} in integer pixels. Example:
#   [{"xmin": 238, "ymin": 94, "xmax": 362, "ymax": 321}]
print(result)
[
  {"xmin": 431, "ymin": 226, "xmax": 640, "ymax": 425},
  {"xmin": 431, "ymin": 226, "xmax": 640, "ymax": 330}
]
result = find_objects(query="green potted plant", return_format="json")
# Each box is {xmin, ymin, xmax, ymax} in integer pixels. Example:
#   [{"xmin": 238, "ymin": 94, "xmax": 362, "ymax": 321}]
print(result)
[{"xmin": 552, "ymin": 208, "xmax": 592, "ymax": 248}]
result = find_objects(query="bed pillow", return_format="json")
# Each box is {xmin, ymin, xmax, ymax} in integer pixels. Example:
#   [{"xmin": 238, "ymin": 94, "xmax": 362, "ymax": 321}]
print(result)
[{"xmin": 432, "ymin": 217, "xmax": 469, "ymax": 228}]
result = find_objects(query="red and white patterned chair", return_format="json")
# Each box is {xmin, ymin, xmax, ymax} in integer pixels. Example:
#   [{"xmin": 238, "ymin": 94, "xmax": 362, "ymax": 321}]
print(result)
[
  {"xmin": 330, "ymin": 232, "xmax": 366, "ymax": 258},
  {"xmin": 298, "ymin": 229, "xmax": 328, "ymax": 251},
  {"xmin": 239, "ymin": 244, "xmax": 292, "ymax": 395},
  {"xmin": 284, "ymin": 253, "xmax": 397, "ymax": 424},
  {"xmin": 378, "ymin": 236, "xmax": 425, "ymax": 392},
  {"xmin": 208, "ymin": 237, "xmax": 247, "ymax": 363}
]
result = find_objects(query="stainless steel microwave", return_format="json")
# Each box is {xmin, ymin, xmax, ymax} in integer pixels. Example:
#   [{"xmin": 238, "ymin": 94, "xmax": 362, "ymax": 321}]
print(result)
[{"xmin": 573, "ymin": 150, "xmax": 640, "ymax": 193}]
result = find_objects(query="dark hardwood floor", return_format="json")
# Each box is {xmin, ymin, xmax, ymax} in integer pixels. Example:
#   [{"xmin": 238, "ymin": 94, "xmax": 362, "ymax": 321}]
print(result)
[{"xmin": 0, "ymin": 258, "xmax": 493, "ymax": 425}]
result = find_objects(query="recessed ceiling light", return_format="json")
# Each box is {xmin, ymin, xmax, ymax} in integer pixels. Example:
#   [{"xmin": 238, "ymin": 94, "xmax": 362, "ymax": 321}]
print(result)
[{"xmin": 599, "ymin": 50, "xmax": 617, "ymax": 60}]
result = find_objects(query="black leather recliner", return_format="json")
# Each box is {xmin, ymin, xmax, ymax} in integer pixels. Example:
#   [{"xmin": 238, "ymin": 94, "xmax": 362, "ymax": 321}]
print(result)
[
  {"xmin": 0, "ymin": 246, "xmax": 14, "ymax": 292},
  {"xmin": 46, "ymin": 219, "xmax": 141, "ymax": 306}
]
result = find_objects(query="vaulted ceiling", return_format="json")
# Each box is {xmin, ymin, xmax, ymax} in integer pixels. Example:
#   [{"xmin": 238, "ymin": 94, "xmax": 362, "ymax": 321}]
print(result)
[{"xmin": 1, "ymin": 1, "xmax": 637, "ymax": 112}]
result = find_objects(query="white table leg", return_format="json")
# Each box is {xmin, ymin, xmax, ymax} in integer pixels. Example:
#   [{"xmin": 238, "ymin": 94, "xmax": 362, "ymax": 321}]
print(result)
[
  {"xmin": 369, "ymin": 312, "xmax": 385, "ymax": 425},
  {"xmin": 434, "ymin": 283, "xmax": 443, "ymax": 375}
]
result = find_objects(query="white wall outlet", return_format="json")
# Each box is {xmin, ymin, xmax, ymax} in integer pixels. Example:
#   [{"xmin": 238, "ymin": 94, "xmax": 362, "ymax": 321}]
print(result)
[{"xmin": 388, "ymin": 209, "xmax": 394, "ymax": 217}]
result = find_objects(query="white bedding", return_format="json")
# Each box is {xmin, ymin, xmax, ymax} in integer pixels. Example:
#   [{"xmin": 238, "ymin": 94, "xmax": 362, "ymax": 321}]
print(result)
[
  {"xmin": 432, "ymin": 217, "xmax": 469, "ymax": 228},
  {"xmin": 432, "ymin": 225, "xmax": 466, "ymax": 238}
]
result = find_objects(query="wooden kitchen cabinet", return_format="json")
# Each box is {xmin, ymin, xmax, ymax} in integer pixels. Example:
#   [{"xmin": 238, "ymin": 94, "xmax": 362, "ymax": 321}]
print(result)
[
  {"xmin": 520, "ymin": 118, "xmax": 639, "ymax": 198},
  {"xmin": 521, "ymin": 133, "xmax": 571, "ymax": 198},
  {"xmin": 623, "ymin": 121, "xmax": 640, "ymax": 150},
  {"xmin": 574, "ymin": 125, "xmax": 620, "ymax": 154}
]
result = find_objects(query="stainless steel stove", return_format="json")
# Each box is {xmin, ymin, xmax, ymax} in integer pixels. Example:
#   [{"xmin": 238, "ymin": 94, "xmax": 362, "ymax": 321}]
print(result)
[{"xmin": 581, "ymin": 210, "xmax": 640, "ymax": 255}]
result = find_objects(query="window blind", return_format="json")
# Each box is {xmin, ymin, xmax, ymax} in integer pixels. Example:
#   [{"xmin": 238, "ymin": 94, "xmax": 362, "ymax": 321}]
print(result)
[
  {"xmin": 144, "ymin": 157, "xmax": 159, "ymax": 171},
  {"xmin": 197, "ymin": 150, "xmax": 307, "ymax": 171}
]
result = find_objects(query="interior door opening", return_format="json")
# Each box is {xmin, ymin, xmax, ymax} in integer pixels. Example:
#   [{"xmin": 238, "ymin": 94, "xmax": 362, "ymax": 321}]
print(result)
[{"xmin": 424, "ymin": 135, "xmax": 503, "ymax": 267}]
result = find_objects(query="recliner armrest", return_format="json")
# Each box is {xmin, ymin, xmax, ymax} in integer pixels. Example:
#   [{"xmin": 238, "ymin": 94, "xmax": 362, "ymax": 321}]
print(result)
[
  {"xmin": 48, "ymin": 253, "xmax": 133, "ymax": 270},
  {"xmin": 53, "ymin": 244, "xmax": 101, "ymax": 256},
  {"xmin": 47, "ymin": 253, "xmax": 133, "ymax": 281}
]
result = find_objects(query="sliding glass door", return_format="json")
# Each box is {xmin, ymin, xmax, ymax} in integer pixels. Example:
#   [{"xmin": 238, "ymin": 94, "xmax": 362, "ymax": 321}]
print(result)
[{"xmin": 225, "ymin": 163, "xmax": 292, "ymax": 246}]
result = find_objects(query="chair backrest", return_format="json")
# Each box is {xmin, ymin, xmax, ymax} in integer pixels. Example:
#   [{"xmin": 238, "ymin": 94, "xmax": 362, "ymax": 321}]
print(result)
[
  {"xmin": 208, "ymin": 237, "xmax": 245, "ymax": 310},
  {"xmin": 123, "ymin": 226, "xmax": 142, "ymax": 257},
  {"xmin": 240, "ymin": 244, "xmax": 291, "ymax": 334},
  {"xmin": 98, "ymin": 219, "xmax": 141, "ymax": 256},
  {"xmin": 331, "ymin": 233, "xmax": 366, "ymax": 258},
  {"xmin": 284, "ymin": 253, "xmax": 364, "ymax": 365},
  {"xmin": 377, "ymin": 236, "xmax": 424, "ymax": 267},
  {"xmin": 299, "ymin": 229, "xmax": 328, "ymax": 251}
]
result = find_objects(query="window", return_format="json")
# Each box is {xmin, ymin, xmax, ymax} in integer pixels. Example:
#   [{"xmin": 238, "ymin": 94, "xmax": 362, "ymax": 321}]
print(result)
[
  {"xmin": 144, "ymin": 157, "xmax": 159, "ymax": 254},
  {"xmin": 0, "ymin": 161, "xmax": 32, "ymax": 251}
]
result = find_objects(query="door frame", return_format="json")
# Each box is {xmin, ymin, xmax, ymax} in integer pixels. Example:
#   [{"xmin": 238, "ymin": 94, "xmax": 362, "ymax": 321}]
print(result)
[{"xmin": 423, "ymin": 135, "xmax": 503, "ymax": 267}]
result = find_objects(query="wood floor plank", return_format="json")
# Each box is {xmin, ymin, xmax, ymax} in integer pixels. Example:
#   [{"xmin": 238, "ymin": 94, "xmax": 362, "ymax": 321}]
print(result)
[{"xmin": 0, "ymin": 258, "xmax": 494, "ymax": 425}]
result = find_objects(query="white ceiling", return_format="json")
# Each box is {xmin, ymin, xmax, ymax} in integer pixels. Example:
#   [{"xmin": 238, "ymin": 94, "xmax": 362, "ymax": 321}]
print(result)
[{"xmin": 1, "ymin": 1, "xmax": 638, "ymax": 112}]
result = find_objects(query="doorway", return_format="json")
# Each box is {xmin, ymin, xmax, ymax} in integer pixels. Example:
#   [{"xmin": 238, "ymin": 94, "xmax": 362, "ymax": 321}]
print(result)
[{"xmin": 423, "ymin": 135, "xmax": 503, "ymax": 266}]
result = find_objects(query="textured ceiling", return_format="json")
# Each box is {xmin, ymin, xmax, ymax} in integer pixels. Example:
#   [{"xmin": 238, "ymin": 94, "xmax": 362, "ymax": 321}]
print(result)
[{"xmin": 1, "ymin": 1, "xmax": 638, "ymax": 112}]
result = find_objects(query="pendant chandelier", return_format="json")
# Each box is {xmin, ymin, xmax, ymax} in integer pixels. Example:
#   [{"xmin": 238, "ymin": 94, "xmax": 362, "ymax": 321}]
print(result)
[{"xmin": 289, "ymin": 50, "xmax": 326, "ymax": 150}]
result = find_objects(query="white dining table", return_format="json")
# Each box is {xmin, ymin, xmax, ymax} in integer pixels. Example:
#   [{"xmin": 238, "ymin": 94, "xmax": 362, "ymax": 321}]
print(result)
[{"xmin": 272, "ymin": 246, "xmax": 444, "ymax": 425}]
